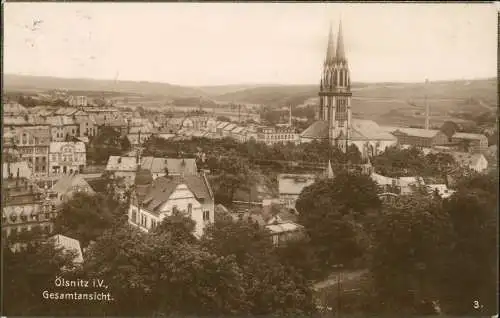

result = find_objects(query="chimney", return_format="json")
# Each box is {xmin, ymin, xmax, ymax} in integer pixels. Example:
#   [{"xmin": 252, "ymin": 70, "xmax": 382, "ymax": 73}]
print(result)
[{"xmin": 289, "ymin": 105, "xmax": 292, "ymax": 127}]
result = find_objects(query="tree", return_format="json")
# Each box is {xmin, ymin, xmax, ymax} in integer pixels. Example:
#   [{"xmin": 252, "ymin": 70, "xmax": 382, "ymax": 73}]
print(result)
[
  {"xmin": 53, "ymin": 192, "xmax": 121, "ymax": 248},
  {"xmin": 370, "ymin": 193, "xmax": 454, "ymax": 314},
  {"xmin": 87, "ymin": 127, "xmax": 127, "ymax": 164},
  {"xmin": 440, "ymin": 179, "xmax": 498, "ymax": 315},
  {"xmin": 296, "ymin": 172, "xmax": 381, "ymax": 271},
  {"xmin": 201, "ymin": 220, "xmax": 316, "ymax": 316},
  {"xmin": 2, "ymin": 234, "xmax": 78, "ymax": 316},
  {"xmin": 82, "ymin": 223, "xmax": 250, "ymax": 316}
]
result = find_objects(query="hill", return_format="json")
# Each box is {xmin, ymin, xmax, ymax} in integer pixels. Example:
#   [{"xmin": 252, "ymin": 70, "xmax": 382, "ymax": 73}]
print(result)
[
  {"xmin": 214, "ymin": 79, "xmax": 497, "ymax": 107},
  {"xmin": 3, "ymin": 74, "xmax": 208, "ymax": 98}
]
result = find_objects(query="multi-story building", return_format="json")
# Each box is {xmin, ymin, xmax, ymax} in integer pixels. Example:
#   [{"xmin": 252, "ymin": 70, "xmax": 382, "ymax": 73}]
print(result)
[
  {"xmin": 2, "ymin": 178, "xmax": 57, "ymax": 239},
  {"xmin": 257, "ymin": 127, "xmax": 300, "ymax": 146},
  {"xmin": 105, "ymin": 156, "xmax": 139, "ymax": 185},
  {"xmin": 68, "ymin": 95, "xmax": 89, "ymax": 107},
  {"xmin": 46, "ymin": 116, "xmax": 80, "ymax": 141},
  {"xmin": 128, "ymin": 172, "xmax": 215, "ymax": 238},
  {"xmin": 450, "ymin": 133, "xmax": 488, "ymax": 153},
  {"xmin": 3, "ymin": 102, "xmax": 28, "ymax": 116},
  {"xmin": 391, "ymin": 128, "xmax": 449, "ymax": 149},
  {"xmin": 49, "ymin": 174, "xmax": 95, "ymax": 207},
  {"xmin": 74, "ymin": 112, "xmax": 98, "ymax": 137},
  {"xmin": 12, "ymin": 126, "xmax": 51, "ymax": 176},
  {"xmin": 48, "ymin": 141, "xmax": 86, "ymax": 175},
  {"xmin": 141, "ymin": 156, "xmax": 198, "ymax": 179}
]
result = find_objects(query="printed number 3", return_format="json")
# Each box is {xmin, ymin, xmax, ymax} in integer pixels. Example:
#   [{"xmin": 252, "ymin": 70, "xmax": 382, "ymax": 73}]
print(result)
[{"xmin": 473, "ymin": 300, "xmax": 480, "ymax": 309}]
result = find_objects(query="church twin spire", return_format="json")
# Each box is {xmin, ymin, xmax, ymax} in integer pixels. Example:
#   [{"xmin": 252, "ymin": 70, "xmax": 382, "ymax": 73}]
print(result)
[{"xmin": 324, "ymin": 20, "xmax": 347, "ymax": 66}]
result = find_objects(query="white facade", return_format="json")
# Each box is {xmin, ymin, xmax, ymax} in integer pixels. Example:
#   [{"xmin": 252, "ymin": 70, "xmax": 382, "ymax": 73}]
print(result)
[
  {"xmin": 48, "ymin": 142, "xmax": 86, "ymax": 175},
  {"xmin": 128, "ymin": 184, "xmax": 214, "ymax": 238}
]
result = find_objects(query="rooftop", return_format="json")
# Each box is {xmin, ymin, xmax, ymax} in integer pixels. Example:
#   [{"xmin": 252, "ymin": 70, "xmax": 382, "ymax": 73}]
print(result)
[{"xmin": 140, "ymin": 175, "xmax": 212, "ymax": 214}]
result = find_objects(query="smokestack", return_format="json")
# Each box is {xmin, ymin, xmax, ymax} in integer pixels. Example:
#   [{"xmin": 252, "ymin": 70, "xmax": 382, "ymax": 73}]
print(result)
[
  {"xmin": 289, "ymin": 105, "xmax": 292, "ymax": 127},
  {"xmin": 425, "ymin": 79, "xmax": 430, "ymax": 130}
]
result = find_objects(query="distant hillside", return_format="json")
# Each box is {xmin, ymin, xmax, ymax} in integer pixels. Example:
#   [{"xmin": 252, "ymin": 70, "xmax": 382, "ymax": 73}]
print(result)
[
  {"xmin": 3, "ymin": 74, "xmax": 208, "ymax": 98},
  {"xmin": 215, "ymin": 85, "xmax": 318, "ymax": 107},
  {"xmin": 214, "ymin": 79, "xmax": 497, "ymax": 108}
]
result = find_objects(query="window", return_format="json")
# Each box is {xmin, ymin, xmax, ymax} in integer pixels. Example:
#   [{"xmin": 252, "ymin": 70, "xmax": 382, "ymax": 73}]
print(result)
[
  {"xmin": 151, "ymin": 220, "xmax": 157, "ymax": 229},
  {"xmin": 187, "ymin": 203, "xmax": 192, "ymax": 216},
  {"xmin": 132, "ymin": 210, "xmax": 137, "ymax": 223},
  {"xmin": 203, "ymin": 210, "xmax": 210, "ymax": 222}
]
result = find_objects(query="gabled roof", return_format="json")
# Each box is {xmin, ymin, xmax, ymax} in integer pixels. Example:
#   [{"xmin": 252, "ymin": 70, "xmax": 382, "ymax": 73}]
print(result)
[
  {"xmin": 350, "ymin": 119, "xmax": 397, "ymax": 141},
  {"xmin": 224, "ymin": 123, "xmax": 237, "ymax": 131},
  {"xmin": 141, "ymin": 156, "xmax": 198, "ymax": 175},
  {"xmin": 266, "ymin": 222, "xmax": 303, "ymax": 234},
  {"xmin": 278, "ymin": 174, "xmax": 316, "ymax": 195},
  {"xmin": 50, "ymin": 234, "xmax": 84, "ymax": 264},
  {"xmin": 392, "ymin": 127, "xmax": 440, "ymax": 138},
  {"xmin": 140, "ymin": 175, "xmax": 213, "ymax": 213},
  {"xmin": 216, "ymin": 121, "xmax": 230, "ymax": 129},
  {"xmin": 106, "ymin": 156, "xmax": 138, "ymax": 172},
  {"xmin": 51, "ymin": 174, "xmax": 95, "ymax": 195},
  {"xmin": 300, "ymin": 120, "xmax": 329, "ymax": 139},
  {"xmin": 452, "ymin": 132, "xmax": 487, "ymax": 141}
]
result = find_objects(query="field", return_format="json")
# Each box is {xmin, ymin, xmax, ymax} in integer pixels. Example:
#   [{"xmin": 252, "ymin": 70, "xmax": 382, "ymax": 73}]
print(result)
[{"xmin": 4, "ymin": 74, "xmax": 496, "ymax": 128}]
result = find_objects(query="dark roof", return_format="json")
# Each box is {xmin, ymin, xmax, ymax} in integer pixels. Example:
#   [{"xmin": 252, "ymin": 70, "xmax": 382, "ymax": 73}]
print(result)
[
  {"xmin": 300, "ymin": 120, "xmax": 329, "ymax": 139},
  {"xmin": 139, "ymin": 175, "xmax": 212, "ymax": 214},
  {"xmin": 135, "ymin": 169, "xmax": 153, "ymax": 186}
]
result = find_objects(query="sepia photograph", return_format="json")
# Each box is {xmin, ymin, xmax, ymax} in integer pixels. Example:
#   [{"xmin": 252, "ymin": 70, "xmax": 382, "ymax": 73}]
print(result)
[{"xmin": 1, "ymin": 2, "xmax": 498, "ymax": 317}]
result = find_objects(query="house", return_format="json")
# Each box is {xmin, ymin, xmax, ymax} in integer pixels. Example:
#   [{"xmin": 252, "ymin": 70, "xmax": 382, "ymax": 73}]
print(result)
[
  {"xmin": 370, "ymin": 172, "xmax": 424, "ymax": 194},
  {"xmin": 265, "ymin": 221, "xmax": 304, "ymax": 247},
  {"xmin": 128, "ymin": 174, "xmax": 215, "ymax": 238},
  {"xmin": 3, "ymin": 161, "xmax": 32, "ymax": 180},
  {"xmin": 258, "ymin": 127, "xmax": 300, "ymax": 146},
  {"xmin": 140, "ymin": 156, "xmax": 198, "ymax": 179},
  {"xmin": 277, "ymin": 174, "xmax": 316, "ymax": 210},
  {"xmin": 50, "ymin": 174, "xmax": 95, "ymax": 207},
  {"xmin": 3, "ymin": 102, "xmax": 28, "ymax": 116},
  {"xmin": 230, "ymin": 126, "xmax": 247, "ymax": 143},
  {"xmin": 105, "ymin": 156, "xmax": 139, "ymax": 184},
  {"xmin": 451, "ymin": 152, "xmax": 488, "ymax": 173},
  {"xmin": 450, "ymin": 132, "xmax": 488, "ymax": 153},
  {"xmin": 50, "ymin": 234, "xmax": 84, "ymax": 264},
  {"xmin": 2, "ymin": 178, "xmax": 57, "ymax": 239},
  {"xmin": 426, "ymin": 184, "xmax": 455, "ymax": 199},
  {"xmin": 67, "ymin": 95, "xmax": 89, "ymax": 107},
  {"xmin": 223, "ymin": 123, "xmax": 237, "ymax": 137},
  {"xmin": 49, "ymin": 142, "xmax": 86, "ymax": 175},
  {"xmin": 11, "ymin": 125, "xmax": 51, "ymax": 177},
  {"xmin": 206, "ymin": 117, "xmax": 217, "ymax": 133},
  {"xmin": 74, "ymin": 113, "xmax": 98, "ymax": 138},
  {"xmin": 216, "ymin": 121, "xmax": 230, "ymax": 136},
  {"xmin": 46, "ymin": 116, "xmax": 80, "ymax": 141},
  {"xmin": 390, "ymin": 127, "xmax": 448, "ymax": 149},
  {"xmin": 127, "ymin": 133, "xmax": 151, "ymax": 151}
]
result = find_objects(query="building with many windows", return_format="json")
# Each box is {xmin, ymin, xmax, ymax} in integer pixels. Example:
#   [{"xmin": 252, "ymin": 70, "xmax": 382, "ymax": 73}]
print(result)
[
  {"xmin": 11, "ymin": 125, "xmax": 51, "ymax": 177},
  {"xmin": 128, "ymin": 173, "xmax": 214, "ymax": 238},
  {"xmin": 48, "ymin": 141, "xmax": 86, "ymax": 175},
  {"xmin": 2, "ymin": 178, "xmax": 57, "ymax": 239},
  {"xmin": 257, "ymin": 127, "xmax": 300, "ymax": 146}
]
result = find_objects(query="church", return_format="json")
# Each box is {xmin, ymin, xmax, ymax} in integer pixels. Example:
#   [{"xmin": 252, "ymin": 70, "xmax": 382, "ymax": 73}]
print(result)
[{"xmin": 300, "ymin": 21, "xmax": 397, "ymax": 158}]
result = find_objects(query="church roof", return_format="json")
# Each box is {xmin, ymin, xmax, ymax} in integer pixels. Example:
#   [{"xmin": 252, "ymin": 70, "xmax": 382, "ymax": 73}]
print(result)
[
  {"xmin": 350, "ymin": 119, "xmax": 397, "ymax": 141},
  {"xmin": 300, "ymin": 119, "xmax": 396, "ymax": 141},
  {"xmin": 300, "ymin": 120, "xmax": 329, "ymax": 139}
]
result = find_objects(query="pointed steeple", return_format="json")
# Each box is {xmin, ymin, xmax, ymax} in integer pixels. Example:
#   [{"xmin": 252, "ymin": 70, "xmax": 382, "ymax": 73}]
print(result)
[
  {"xmin": 325, "ymin": 22, "xmax": 336, "ymax": 64},
  {"xmin": 335, "ymin": 19, "xmax": 346, "ymax": 61},
  {"xmin": 326, "ymin": 160, "xmax": 334, "ymax": 179}
]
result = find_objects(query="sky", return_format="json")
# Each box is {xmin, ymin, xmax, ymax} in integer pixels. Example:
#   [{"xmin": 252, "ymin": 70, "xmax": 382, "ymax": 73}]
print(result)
[{"xmin": 3, "ymin": 3, "xmax": 498, "ymax": 86}]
